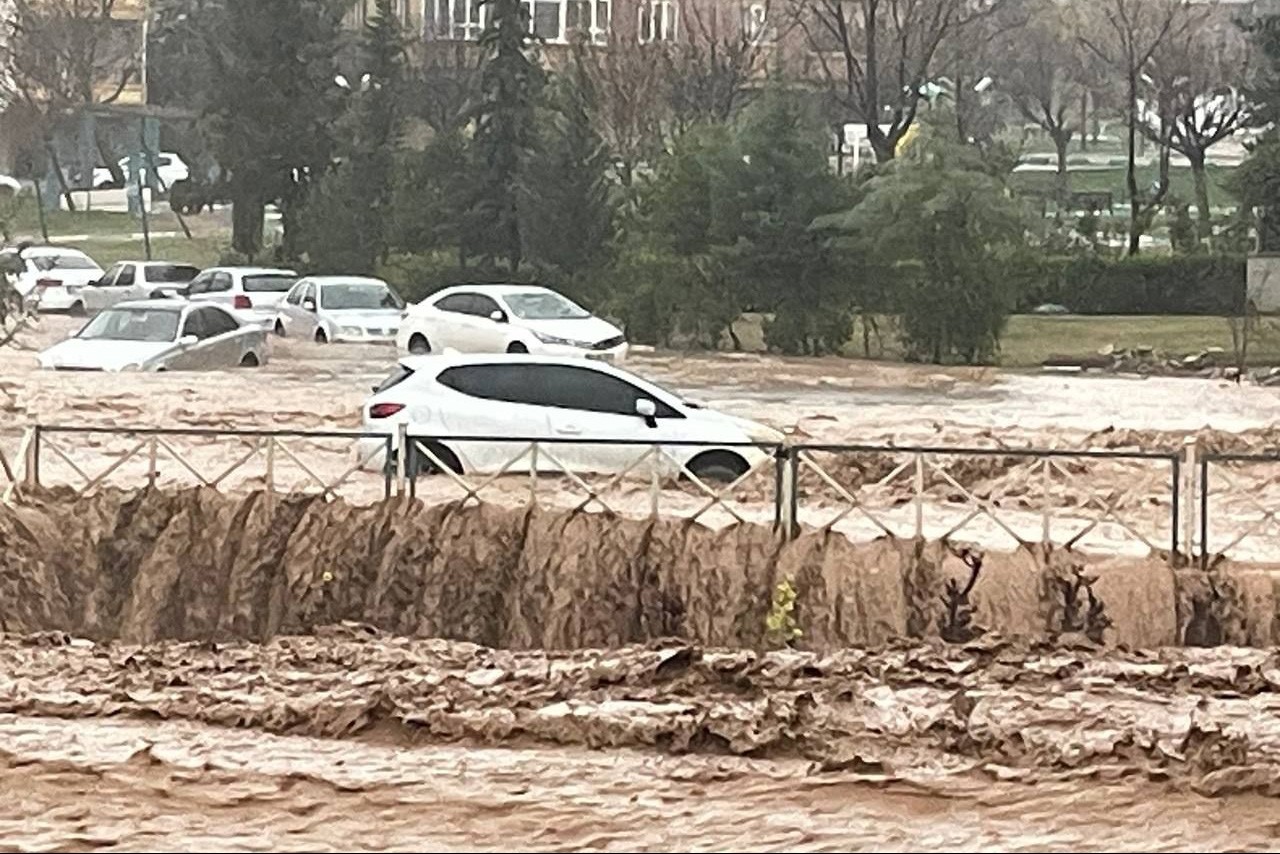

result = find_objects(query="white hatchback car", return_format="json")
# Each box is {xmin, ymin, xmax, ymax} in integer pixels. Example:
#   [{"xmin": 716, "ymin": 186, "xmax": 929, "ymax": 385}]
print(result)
[
  {"xmin": 82, "ymin": 261, "xmax": 201, "ymax": 311},
  {"xmin": 2, "ymin": 246, "xmax": 104, "ymax": 314},
  {"xmin": 275, "ymin": 276, "xmax": 404, "ymax": 343},
  {"xmin": 185, "ymin": 266, "xmax": 298, "ymax": 327},
  {"xmin": 360, "ymin": 354, "xmax": 782, "ymax": 482},
  {"xmin": 397, "ymin": 285, "xmax": 628, "ymax": 361}
]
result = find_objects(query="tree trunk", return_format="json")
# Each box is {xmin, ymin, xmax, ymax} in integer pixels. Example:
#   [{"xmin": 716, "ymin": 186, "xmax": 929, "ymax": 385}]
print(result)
[
  {"xmin": 1080, "ymin": 90, "xmax": 1089, "ymax": 153},
  {"xmin": 1126, "ymin": 71, "xmax": 1141, "ymax": 256},
  {"xmin": 45, "ymin": 143, "xmax": 77, "ymax": 213},
  {"xmin": 231, "ymin": 188, "xmax": 265, "ymax": 258},
  {"xmin": 95, "ymin": 130, "xmax": 124, "ymax": 187},
  {"xmin": 1189, "ymin": 150, "xmax": 1212, "ymax": 245},
  {"xmin": 1053, "ymin": 131, "xmax": 1071, "ymax": 210}
]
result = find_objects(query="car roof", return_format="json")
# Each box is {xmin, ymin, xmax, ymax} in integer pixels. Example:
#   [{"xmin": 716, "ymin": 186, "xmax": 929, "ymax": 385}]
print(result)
[
  {"xmin": 398, "ymin": 353, "xmax": 621, "ymax": 374},
  {"xmin": 18, "ymin": 246, "xmax": 92, "ymax": 258},
  {"xmin": 110, "ymin": 299, "xmax": 188, "ymax": 311},
  {"xmin": 433, "ymin": 283, "xmax": 555, "ymax": 297},
  {"xmin": 203, "ymin": 266, "xmax": 297, "ymax": 276},
  {"xmin": 304, "ymin": 275, "xmax": 389, "ymax": 286},
  {"xmin": 109, "ymin": 260, "xmax": 198, "ymax": 267}
]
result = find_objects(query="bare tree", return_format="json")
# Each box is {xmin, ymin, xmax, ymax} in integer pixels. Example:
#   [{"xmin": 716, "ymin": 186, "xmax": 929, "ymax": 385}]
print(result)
[
  {"xmin": 0, "ymin": 1, "xmax": 140, "ymax": 209},
  {"xmin": 665, "ymin": 0, "xmax": 774, "ymax": 132},
  {"xmin": 996, "ymin": 0, "xmax": 1089, "ymax": 202},
  {"xmin": 791, "ymin": 0, "xmax": 1007, "ymax": 163},
  {"xmin": 576, "ymin": 35, "xmax": 668, "ymax": 186},
  {"xmin": 1138, "ymin": 17, "xmax": 1252, "ymax": 242},
  {"xmin": 1079, "ymin": 0, "xmax": 1200, "ymax": 255}
]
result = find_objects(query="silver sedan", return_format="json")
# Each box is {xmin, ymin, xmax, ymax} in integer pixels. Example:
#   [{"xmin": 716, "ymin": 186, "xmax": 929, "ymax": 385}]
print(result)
[{"xmin": 274, "ymin": 276, "xmax": 404, "ymax": 344}]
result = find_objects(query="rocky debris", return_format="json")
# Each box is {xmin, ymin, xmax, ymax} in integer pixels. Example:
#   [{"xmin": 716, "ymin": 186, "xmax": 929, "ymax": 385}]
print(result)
[{"xmin": 1043, "ymin": 345, "xmax": 1262, "ymax": 380}]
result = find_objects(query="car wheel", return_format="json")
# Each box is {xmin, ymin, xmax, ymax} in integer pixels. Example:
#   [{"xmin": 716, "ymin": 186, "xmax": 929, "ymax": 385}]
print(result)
[
  {"xmin": 687, "ymin": 451, "xmax": 750, "ymax": 485},
  {"xmin": 68, "ymin": 301, "xmax": 85, "ymax": 317},
  {"xmin": 315, "ymin": 328, "xmax": 328, "ymax": 344},
  {"xmin": 507, "ymin": 341, "xmax": 529, "ymax": 354},
  {"xmin": 273, "ymin": 320, "xmax": 286, "ymax": 337},
  {"xmin": 240, "ymin": 352, "xmax": 260, "ymax": 368},
  {"xmin": 386, "ymin": 441, "xmax": 463, "ymax": 477},
  {"xmin": 408, "ymin": 333, "xmax": 431, "ymax": 355}
]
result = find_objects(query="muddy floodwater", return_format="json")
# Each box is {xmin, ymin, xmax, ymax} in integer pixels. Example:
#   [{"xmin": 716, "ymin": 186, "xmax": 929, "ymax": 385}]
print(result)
[
  {"xmin": 0, "ymin": 632, "xmax": 1279, "ymax": 851},
  {"xmin": 7, "ymin": 319, "xmax": 1280, "ymax": 849}
]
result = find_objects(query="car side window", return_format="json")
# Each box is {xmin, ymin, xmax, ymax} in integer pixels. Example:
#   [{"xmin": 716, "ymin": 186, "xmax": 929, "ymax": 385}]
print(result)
[
  {"xmin": 211, "ymin": 272, "xmax": 233, "ymax": 292},
  {"xmin": 286, "ymin": 283, "xmax": 304, "ymax": 306},
  {"xmin": 100, "ymin": 263, "xmax": 122, "ymax": 286},
  {"xmin": 435, "ymin": 293, "xmax": 475, "ymax": 314},
  {"xmin": 181, "ymin": 309, "xmax": 206, "ymax": 339},
  {"xmin": 439, "ymin": 364, "xmax": 681, "ymax": 418},
  {"xmin": 199, "ymin": 307, "xmax": 240, "ymax": 337},
  {"xmin": 523, "ymin": 365, "xmax": 681, "ymax": 417},
  {"xmin": 187, "ymin": 272, "xmax": 212, "ymax": 295},
  {"xmin": 116, "ymin": 264, "xmax": 136, "ymax": 287},
  {"xmin": 302, "ymin": 283, "xmax": 316, "ymax": 305},
  {"xmin": 470, "ymin": 294, "xmax": 502, "ymax": 318}
]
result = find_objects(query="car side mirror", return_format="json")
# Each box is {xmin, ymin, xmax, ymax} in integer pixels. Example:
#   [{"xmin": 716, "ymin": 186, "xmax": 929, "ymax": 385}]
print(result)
[
  {"xmin": 635, "ymin": 398, "xmax": 658, "ymax": 427},
  {"xmin": 303, "ymin": 298, "xmax": 316, "ymax": 312},
  {"xmin": 489, "ymin": 309, "xmax": 507, "ymax": 323},
  {"xmin": 179, "ymin": 334, "xmax": 198, "ymax": 347}
]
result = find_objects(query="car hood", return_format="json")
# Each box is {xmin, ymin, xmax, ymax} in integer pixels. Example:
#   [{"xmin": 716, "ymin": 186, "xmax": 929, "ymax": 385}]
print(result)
[
  {"xmin": 38, "ymin": 338, "xmax": 174, "ymax": 371},
  {"xmin": 323, "ymin": 309, "xmax": 402, "ymax": 327},
  {"xmin": 519, "ymin": 316, "xmax": 622, "ymax": 345}
]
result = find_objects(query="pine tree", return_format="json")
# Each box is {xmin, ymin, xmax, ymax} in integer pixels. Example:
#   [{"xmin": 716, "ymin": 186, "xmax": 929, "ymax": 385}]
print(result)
[
  {"xmin": 467, "ymin": 0, "xmax": 544, "ymax": 271},
  {"xmin": 521, "ymin": 55, "xmax": 613, "ymax": 280}
]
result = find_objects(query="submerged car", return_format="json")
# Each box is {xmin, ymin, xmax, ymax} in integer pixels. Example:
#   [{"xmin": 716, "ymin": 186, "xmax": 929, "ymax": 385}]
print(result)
[
  {"xmin": 396, "ymin": 284, "xmax": 628, "ymax": 362},
  {"xmin": 38, "ymin": 300, "xmax": 269, "ymax": 372},
  {"xmin": 274, "ymin": 276, "xmax": 405, "ymax": 343},
  {"xmin": 2, "ymin": 245, "xmax": 104, "ymax": 314},
  {"xmin": 82, "ymin": 261, "xmax": 202, "ymax": 312},
  {"xmin": 359, "ymin": 353, "xmax": 782, "ymax": 482}
]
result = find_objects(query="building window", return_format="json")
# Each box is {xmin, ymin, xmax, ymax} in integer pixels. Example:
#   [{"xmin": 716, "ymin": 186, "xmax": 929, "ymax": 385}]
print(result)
[
  {"xmin": 639, "ymin": 0, "xmax": 677, "ymax": 43},
  {"xmin": 432, "ymin": 0, "xmax": 608, "ymax": 43}
]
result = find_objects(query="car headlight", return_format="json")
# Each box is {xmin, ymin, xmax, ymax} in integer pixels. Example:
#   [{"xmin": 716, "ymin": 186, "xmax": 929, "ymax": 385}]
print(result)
[
  {"xmin": 533, "ymin": 331, "xmax": 591, "ymax": 348},
  {"xmin": 341, "ymin": 326, "xmax": 363, "ymax": 335}
]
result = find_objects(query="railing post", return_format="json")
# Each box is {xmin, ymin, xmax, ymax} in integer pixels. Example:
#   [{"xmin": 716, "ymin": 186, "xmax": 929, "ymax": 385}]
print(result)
[
  {"xmin": 147, "ymin": 436, "xmax": 158, "ymax": 488},
  {"xmin": 264, "ymin": 437, "xmax": 276, "ymax": 512},
  {"xmin": 1040, "ymin": 456, "xmax": 1052, "ymax": 546},
  {"xmin": 649, "ymin": 445, "xmax": 661, "ymax": 519},
  {"xmin": 785, "ymin": 446, "xmax": 799, "ymax": 540},
  {"xmin": 913, "ymin": 452, "xmax": 925, "ymax": 539},
  {"xmin": 530, "ymin": 442, "xmax": 540, "ymax": 507},
  {"xmin": 395, "ymin": 422, "xmax": 408, "ymax": 498},
  {"xmin": 1182, "ymin": 436, "xmax": 1198, "ymax": 567},
  {"xmin": 27, "ymin": 425, "xmax": 40, "ymax": 488},
  {"xmin": 382, "ymin": 436, "xmax": 394, "ymax": 500}
]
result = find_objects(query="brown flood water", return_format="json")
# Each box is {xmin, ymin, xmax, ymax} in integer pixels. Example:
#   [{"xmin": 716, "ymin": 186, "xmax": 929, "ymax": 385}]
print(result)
[{"xmin": 0, "ymin": 631, "xmax": 1279, "ymax": 850}]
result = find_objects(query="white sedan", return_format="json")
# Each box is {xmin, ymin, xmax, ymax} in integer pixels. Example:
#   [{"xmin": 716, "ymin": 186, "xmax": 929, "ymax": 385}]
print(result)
[
  {"xmin": 38, "ymin": 300, "xmax": 269, "ymax": 372},
  {"xmin": 397, "ymin": 285, "xmax": 628, "ymax": 361},
  {"xmin": 2, "ymin": 245, "xmax": 103, "ymax": 314},
  {"xmin": 275, "ymin": 276, "xmax": 404, "ymax": 343},
  {"xmin": 360, "ymin": 353, "xmax": 782, "ymax": 482}
]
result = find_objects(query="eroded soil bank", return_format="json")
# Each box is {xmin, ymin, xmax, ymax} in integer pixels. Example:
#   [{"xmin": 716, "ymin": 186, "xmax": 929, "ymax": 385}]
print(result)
[{"xmin": 2, "ymin": 487, "xmax": 1279, "ymax": 650}]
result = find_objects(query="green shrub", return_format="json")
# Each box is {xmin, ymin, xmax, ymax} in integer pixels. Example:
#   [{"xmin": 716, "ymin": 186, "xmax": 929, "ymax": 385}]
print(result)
[{"xmin": 1018, "ymin": 255, "xmax": 1245, "ymax": 315}]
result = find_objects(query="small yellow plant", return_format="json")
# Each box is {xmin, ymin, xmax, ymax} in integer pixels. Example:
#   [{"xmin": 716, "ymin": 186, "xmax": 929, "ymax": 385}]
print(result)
[{"xmin": 765, "ymin": 578, "xmax": 802, "ymax": 648}]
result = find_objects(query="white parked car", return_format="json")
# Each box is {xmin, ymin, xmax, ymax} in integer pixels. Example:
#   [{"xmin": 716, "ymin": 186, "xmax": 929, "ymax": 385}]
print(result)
[
  {"xmin": 92, "ymin": 151, "xmax": 190, "ymax": 190},
  {"xmin": 360, "ymin": 354, "xmax": 782, "ymax": 482},
  {"xmin": 185, "ymin": 266, "xmax": 298, "ymax": 327},
  {"xmin": 397, "ymin": 285, "xmax": 628, "ymax": 361},
  {"xmin": 82, "ymin": 261, "xmax": 201, "ymax": 312},
  {"xmin": 38, "ymin": 300, "xmax": 269, "ymax": 372},
  {"xmin": 275, "ymin": 276, "xmax": 405, "ymax": 343},
  {"xmin": 1, "ymin": 245, "xmax": 103, "ymax": 314}
]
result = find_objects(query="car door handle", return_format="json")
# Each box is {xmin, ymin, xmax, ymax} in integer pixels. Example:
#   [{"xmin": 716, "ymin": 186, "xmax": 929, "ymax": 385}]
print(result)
[{"xmin": 556, "ymin": 424, "xmax": 582, "ymax": 435}]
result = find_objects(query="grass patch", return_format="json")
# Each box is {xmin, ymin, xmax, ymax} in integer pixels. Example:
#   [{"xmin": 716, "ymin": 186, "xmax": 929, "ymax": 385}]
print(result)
[
  {"xmin": 1010, "ymin": 164, "xmax": 1237, "ymax": 207},
  {"xmin": 70, "ymin": 235, "xmax": 227, "ymax": 269},
  {"xmin": 1000, "ymin": 315, "xmax": 1280, "ymax": 368}
]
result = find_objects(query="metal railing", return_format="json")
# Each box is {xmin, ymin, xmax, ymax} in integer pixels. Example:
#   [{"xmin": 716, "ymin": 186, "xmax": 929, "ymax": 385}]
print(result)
[
  {"xmin": 4, "ymin": 423, "xmax": 1253, "ymax": 566},
  {"xmin": 1198, "ymin": 450, "xmax": 1280, "ymax": 567}
]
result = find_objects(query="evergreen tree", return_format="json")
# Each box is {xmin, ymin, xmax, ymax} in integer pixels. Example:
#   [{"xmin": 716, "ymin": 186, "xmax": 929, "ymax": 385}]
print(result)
[
  {"xmin": 200, "ymin": 0, "xmax": 346, "ymax": 257},
  {"xmin": 521, "ymin": 55, "xmax": 613, "ymax": 281},
  {"xmin": 467, "ymin": 0, "xmax": 544, "ymax": 270}
]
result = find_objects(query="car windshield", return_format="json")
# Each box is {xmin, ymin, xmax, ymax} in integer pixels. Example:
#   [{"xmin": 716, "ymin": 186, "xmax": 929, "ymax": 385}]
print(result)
[
  {"xmin": 242, "ymin": 274, "xmax": 296, "ymax": 293},
  {"xmin": 320, "ymin": 282, "xmax": 404, "ymax": 310},
  {"xmin": 31, "ymin": 253, "xmax": 97, "ymax": 271},
  {"xmin": 78, "ymin": 307, "xmax": 180, "ymax": 342},
  {"xmin": 503, "ymin": 291, "xmax": 590, "ymax": 320},
  {"xmin": 148, "ymin": 264, "xmax": 200, "ymax": 283}
]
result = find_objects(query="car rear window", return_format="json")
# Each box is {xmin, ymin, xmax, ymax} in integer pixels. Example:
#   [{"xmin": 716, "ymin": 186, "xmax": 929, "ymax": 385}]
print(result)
[
  {"xmin": 243, "ymin": 274, "xmax": 297, "ymax": 293},
  {"xmin": 32, "ymin": 254, "xmax": 97, "ymax": 271},
  {"xmin": 375, "ymin": 365, "xmax": 415, "ymax": 393},
  {"xmin": 149, "ymin": 264, "xmax": 200, "ymax": 283}
]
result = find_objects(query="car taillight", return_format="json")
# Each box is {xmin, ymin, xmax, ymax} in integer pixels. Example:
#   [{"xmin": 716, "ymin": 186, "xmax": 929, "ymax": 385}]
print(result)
[
  {"xmin": 35, "ymin": 278, "xmax": 58, "ymax": 289},
  {"xmin": 369, "ymin": 403, "xmax": 405, "ymax": 419},
  {"xmin": 233, "ymin": 294, "xmax": 251, "ymax": 310}
]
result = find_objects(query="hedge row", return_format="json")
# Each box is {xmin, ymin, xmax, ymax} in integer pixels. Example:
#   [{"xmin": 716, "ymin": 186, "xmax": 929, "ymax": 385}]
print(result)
[{"xmin": 1015, "ymin": 255, "xmax": 1247, "ymax": 316}]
